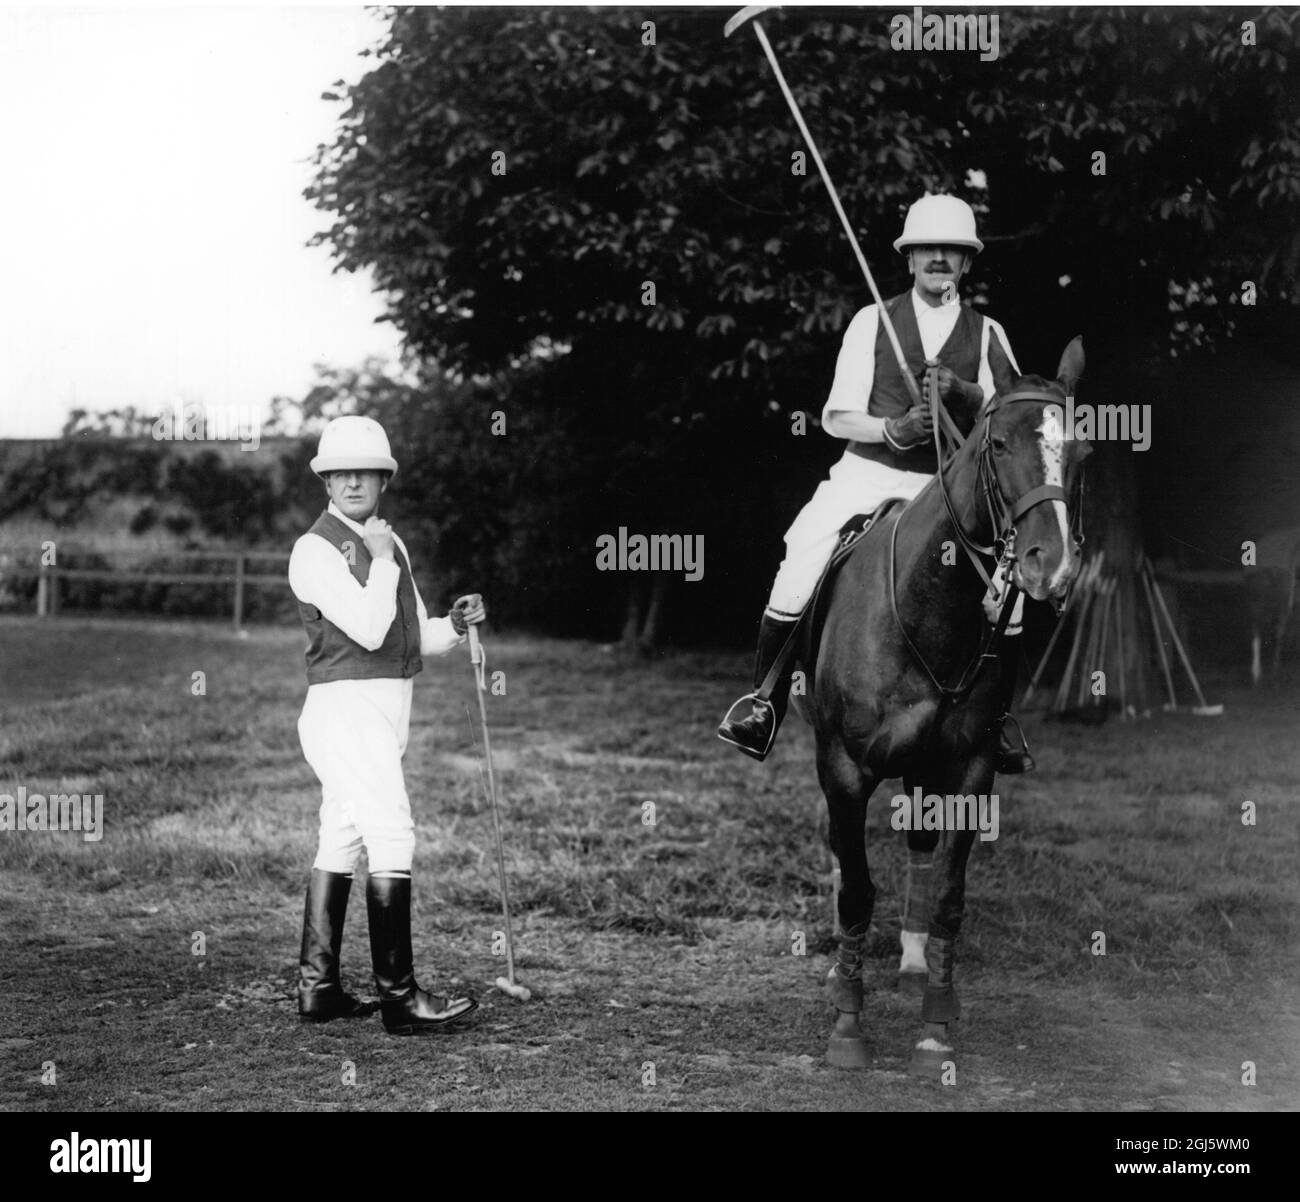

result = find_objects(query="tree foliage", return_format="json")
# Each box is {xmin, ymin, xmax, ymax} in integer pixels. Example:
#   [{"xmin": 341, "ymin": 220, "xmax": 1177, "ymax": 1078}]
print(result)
[{"xmin": 311, "ymin": 6, "xmax": 1298, "ymax": 374}]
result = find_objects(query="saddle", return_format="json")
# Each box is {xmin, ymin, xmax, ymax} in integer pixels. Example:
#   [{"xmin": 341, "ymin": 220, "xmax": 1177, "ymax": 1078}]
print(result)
[
  {"xmin": 757, "ymin": 497, "xmax": 908, "ymax": 705},
  {"xmin": 828, "ymin": 498, "xmax": 907, "ymax": 577}
]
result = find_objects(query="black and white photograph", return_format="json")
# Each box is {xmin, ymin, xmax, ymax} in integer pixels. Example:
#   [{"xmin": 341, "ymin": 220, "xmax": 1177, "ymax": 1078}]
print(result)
[{"xmin": 1, "ymin": 0, "xmax": 1296, "ymax": 1147}]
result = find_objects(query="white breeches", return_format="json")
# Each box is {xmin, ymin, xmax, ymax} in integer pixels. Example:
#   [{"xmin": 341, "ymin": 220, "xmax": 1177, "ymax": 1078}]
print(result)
[
  {"xmin": 767, "ymin": 452, "xmax": 932, "ymax": 616},
  {"xmin": 298, "ymin": 677, "xmax": 417, "ymax": 875}
]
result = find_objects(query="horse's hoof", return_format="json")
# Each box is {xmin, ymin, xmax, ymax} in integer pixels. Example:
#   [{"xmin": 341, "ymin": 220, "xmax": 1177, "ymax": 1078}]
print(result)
[
  {"xmin": 897, "ymin": 970, "xmax": 927, "ymax": 997},
  {"xmin": 908, "ymin": 1036, "xmax": 955, "ymax": 1079},
  {"xmin": 826, "ymin": 1011, "xmax": 869, "ymax": 1069},
  {"xmin": 827, "ymin": 1033, "xmax": 872, "ymax": 1069}
]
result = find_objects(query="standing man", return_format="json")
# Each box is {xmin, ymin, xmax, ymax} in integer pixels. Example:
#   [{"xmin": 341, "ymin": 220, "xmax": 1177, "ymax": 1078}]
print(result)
[
  {"xmin": 290, "ymin": 414, "xmax": 485, "ymax": 1036},
  {"xmin": 718, "ymin": 194, "xmax": 1033, "ymax": 769}
]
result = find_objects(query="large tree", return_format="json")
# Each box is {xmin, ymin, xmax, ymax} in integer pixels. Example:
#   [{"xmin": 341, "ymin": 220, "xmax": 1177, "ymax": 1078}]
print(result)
[{"xmin": 309, "ymin": 6, "xmax": 1300, "ymax": 646}]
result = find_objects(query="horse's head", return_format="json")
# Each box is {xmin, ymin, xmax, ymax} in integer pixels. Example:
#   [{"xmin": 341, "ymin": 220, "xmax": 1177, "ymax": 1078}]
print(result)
[{"xmin": 981, "ymin": 337, "xmax": 1091, "ymax": 607}]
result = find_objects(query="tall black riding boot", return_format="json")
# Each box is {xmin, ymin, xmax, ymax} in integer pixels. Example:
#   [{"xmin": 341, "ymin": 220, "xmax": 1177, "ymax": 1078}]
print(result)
[
  {"xmin": 366, "ymin": 874, "xmax": 478, "ymax": 1036},
  {"xmin": 717, "ymin": 613, "xmax": 799, "ymax": 761},
  {"xmin": 298, "ymin": 869, "xmax": 370, "ymax": 1022},
  {"xmin": 994, "ymin": 637, "xmax": 1035, "ymax": 774}
]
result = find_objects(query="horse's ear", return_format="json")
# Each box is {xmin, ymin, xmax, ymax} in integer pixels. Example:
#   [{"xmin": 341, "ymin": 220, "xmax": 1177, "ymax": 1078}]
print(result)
[
  {"xmin": 988, "ymin": 326, "xmax": 1018, "ymax": 400},
  {"xmin": 1056, "ymin": 336, "xmax": 1085, "ymax": 395}
]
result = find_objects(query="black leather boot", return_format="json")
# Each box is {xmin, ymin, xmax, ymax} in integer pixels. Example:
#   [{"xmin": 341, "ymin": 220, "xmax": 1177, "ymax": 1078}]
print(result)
[
  {"xmin": 996, "ymin": 717, "xmax": 1035, "ymax": 774},
  {"xmin": 717, "ymin": 614, "xmax": 799, "ymax": 761},
  {"xmin": 994, "ymin": 637, "xmax": 1034, "ymax": 774},
  {"xmin": 366, "ymin": 875, "xmax": 477, "ymax": 1036},
  {"xmin": 298, "ymin": 869, "xmax": 370, "ymax": 1022}
]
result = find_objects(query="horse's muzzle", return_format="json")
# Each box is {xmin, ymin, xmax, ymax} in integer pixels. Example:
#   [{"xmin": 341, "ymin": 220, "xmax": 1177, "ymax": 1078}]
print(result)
[{"xmin": 1013, "ymin": 543, "xmax": 1081, "ymax": 607}]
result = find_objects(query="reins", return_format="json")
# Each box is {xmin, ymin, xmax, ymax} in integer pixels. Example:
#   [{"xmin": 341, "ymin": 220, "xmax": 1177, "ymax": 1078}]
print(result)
[{"xmin": 887, "ymin": 369, "xmax": 1085, "ymax": 702}]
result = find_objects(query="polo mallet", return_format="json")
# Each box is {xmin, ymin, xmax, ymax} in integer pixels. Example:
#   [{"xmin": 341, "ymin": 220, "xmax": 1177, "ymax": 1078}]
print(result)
[
  {"xmin": 725, "ymin": 5, "xmax": 925, "ymax": 410},
  {"xmin": 1139, "ymin": 558, "xmax": 1224, "ymax": 716},
  {"xmin": 467, "ymin": 624, "xmax": 531, "ymax": 1001}
]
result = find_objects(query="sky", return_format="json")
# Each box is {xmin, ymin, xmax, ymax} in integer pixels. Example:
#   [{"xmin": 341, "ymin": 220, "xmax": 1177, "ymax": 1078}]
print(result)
[{"xmin": 0, "ymin": 5, "xmax": 405, "ymax": 437}]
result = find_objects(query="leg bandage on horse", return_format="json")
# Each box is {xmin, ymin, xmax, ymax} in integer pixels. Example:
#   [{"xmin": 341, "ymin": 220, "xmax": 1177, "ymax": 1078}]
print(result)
[
  {"xmin": 921, "ymin": 934, "xmax": 961, "ymax": 1023},
  {"xmin": 901, "ymin": 848, "xmax": 933, "ymax": 935},
  {"xmin": 827, "ymin": 920, "xmax": 871, "ymax": 1013},
  {"xmin": 899, "ymin": 847, "xmax": 933, "ymax": 975}
]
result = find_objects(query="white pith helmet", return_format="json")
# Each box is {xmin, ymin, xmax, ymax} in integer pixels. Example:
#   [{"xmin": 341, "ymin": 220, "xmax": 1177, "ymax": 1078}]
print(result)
[
  {"xmin": 893, "ymin": 194, "xmax": 984, "ymax": 255},
  {"xmin": 310, "ymin": 415, "xmax": 398, "ymax": 478}
]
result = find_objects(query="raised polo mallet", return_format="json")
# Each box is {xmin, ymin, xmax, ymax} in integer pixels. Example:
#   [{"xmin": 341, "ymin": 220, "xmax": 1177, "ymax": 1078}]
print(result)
[
  {"xmin": 725, "ymin": 5, "xmax": 925, "ymax": 410},
  {"xmin": 466, "ymin": 622, "xmax": 531, "ymax": 1001}
]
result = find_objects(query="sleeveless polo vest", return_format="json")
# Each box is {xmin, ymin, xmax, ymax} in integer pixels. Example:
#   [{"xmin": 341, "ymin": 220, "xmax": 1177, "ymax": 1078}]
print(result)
[
  {"xmin": 848, "ymin": 292, "xmax": 984, "ymax": 475},
  {"xmin": 298, "ymin": 510, "xmax": 423, "ymax": 684}
]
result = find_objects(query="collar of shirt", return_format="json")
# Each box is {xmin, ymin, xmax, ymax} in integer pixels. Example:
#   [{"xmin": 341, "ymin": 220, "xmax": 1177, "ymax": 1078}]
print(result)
[{"xmin": 327, "ymin": 500, "xmax": 368, "ymax": 537}]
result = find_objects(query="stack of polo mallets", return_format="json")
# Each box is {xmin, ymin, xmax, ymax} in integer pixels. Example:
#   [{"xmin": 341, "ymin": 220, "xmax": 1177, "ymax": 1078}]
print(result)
[{"xmin": 1022, "ymin": 551, "xmax": 1222, "ymax": 718}]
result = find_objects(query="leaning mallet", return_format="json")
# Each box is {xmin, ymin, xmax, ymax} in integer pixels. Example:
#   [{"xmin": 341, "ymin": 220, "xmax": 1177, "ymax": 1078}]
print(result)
[
  {"xmin": 725, "ymin": 5, "xmax": 924, "ymax": 410},
  {"xmin": 467, "ymin": 624, "xmax": 531, "ymax": 1001}
]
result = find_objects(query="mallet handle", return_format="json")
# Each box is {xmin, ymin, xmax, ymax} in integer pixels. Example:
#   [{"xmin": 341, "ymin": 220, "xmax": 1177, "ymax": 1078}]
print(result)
[
  {"xmin": 747, "ymin": 18, "xmax": 924, "ymax": 409},
  {"xmin": 468, "ymin": 624, "xmax": 516, "ymax": 984}
]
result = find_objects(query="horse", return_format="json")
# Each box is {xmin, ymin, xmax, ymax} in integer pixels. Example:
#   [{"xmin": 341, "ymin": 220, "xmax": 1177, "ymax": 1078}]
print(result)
[
  {"xmin": 799, "ymin": 337, "xmax": 1090, "ymax": 1075},
  {"xmin": 1245, "ymin": 524, "xmax": 1300, "ymax": 685}
]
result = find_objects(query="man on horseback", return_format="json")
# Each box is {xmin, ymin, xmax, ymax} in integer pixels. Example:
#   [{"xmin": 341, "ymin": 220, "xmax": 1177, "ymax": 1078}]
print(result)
[{"xmin": 718, "ymin": 194, "xmax": 1033, "ymax": 770}]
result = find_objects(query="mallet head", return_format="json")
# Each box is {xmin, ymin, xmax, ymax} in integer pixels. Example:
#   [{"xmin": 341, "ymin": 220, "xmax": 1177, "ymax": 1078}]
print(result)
[
  {"xmin": 724, "ymin": 5, "xmax": 776, "ymax": 38},
  {"xmin": 495, "ymin": 976, "xmax": 532, "ymax": 1002}
]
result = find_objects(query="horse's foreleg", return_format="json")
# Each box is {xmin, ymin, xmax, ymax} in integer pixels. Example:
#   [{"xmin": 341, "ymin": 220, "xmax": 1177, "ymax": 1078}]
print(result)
[
  {"xmin": 907, "ymin": 760, "xmax": 991, "ymax": 1078},
  {"xmin": 909, "ymin": 825, "xmax": 977, "ymax": 1079},
  {"xmin": 898, "ymin": 816, "xmax": 938, "ymax": 995},
  {"xmin": 898, "ymin": 768, "xmax": 936, "ymax": 991},
  {"xmin": 819, "ymin": 742, "xmax": 876, "ymax": 1069}
]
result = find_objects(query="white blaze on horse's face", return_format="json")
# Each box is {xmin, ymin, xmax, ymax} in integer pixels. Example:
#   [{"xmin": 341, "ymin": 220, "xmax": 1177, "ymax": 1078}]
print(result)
[
  {"xmin": 1037, "ymin": 406, "xmax": 1077, "ymax": 596},
  {"xmin": 1000, "ymin": 399, "xmax": 1081, "ymax": 604}
]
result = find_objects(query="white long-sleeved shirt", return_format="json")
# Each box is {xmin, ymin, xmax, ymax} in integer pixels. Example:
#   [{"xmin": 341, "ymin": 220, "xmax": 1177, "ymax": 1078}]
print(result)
[
  {"xmin": 288, "ymin": 501, "xmax": 463, "ymax": 658},
  {"xmin": 821, "ymin": 288, "xmax": 1020, "ymax": 440}
]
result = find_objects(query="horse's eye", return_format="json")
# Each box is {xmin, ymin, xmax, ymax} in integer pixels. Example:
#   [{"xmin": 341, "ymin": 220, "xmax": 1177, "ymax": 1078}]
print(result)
[{"xmin": 990, "ymin": 435, "xmax": 1008, "ymax": 454}]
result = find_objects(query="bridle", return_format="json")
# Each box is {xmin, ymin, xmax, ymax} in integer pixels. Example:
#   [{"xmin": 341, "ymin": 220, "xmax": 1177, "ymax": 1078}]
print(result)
[
  {"xmin": 888, "ymin": 371, "xmax": 1087, "ymax": 701},
  {"xmin": 962, "ymin": 386, "xmax": 1086, "ymax": 581}
]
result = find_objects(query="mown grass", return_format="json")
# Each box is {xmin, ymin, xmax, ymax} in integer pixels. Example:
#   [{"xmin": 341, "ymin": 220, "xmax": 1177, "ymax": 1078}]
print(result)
[{"xmin": 1, "ymin": 614, "xmax": 1297, "ymax": 1111}]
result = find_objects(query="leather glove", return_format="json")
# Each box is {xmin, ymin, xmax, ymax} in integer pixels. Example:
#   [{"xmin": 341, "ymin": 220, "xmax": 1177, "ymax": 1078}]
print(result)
[
  {"xmin": 883, "ymin": 405, "xmax": 934, "ymax": 452},
  {"xmin": 925, "ymin": 362, "xmax": 983, "ymax": 408},
  {"xmin": 449, "ymin": 593, "xmax": 486, "ymax": 635}
]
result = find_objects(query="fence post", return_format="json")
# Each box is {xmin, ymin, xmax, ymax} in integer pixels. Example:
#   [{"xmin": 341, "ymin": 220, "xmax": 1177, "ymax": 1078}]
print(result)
[
  {"xmin": 232, "ymin": 553, "xmax": 245, "ymax": 631},
  {"xmin": 48, "ymin": 562, "xmax": 59, "ymax": 616},
  {"xmin": 37, "ymin": 560, "xmax": 48, "ymax": 617}
]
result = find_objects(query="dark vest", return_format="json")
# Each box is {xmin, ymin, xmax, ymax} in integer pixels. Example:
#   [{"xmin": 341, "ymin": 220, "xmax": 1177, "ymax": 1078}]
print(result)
[
  {"xmin": 297, "ymin": 510, "xmax": 423, "ymax": 685},
  {"xmin": 848, "ymin": 291, "xmax": 984, "ymax": 474}
]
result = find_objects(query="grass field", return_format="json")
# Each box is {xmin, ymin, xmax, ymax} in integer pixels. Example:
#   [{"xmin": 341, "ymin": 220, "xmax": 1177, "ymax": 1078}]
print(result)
[{"xmin": 1, "ymin": 614, "xmax": 1297, "ymax": 1111}]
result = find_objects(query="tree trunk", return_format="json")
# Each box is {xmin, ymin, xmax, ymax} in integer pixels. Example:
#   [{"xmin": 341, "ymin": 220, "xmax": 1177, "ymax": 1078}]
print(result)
[
  {"xmin": 619, "ymin": 582, "xmax": 642, "ymax": 652},
  {"xmin": 636, "ymin": 571, "xmax": 670, "ymax": 656},
  {"xmin": 618, "ymin": 572, "xmax": 671, "ymax": 656}
]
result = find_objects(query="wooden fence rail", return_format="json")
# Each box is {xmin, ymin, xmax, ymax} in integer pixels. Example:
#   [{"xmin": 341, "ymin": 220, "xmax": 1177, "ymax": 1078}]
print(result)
[{"xmin": 1, "ymin": 550, "xmax": 291, "ymax": 630}]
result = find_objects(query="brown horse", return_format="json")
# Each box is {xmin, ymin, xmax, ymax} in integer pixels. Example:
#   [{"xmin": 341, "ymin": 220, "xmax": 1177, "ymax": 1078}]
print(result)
[{"xmin": 800, "ymin": 337, "xmax": 1090, "ymax": 1074}]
